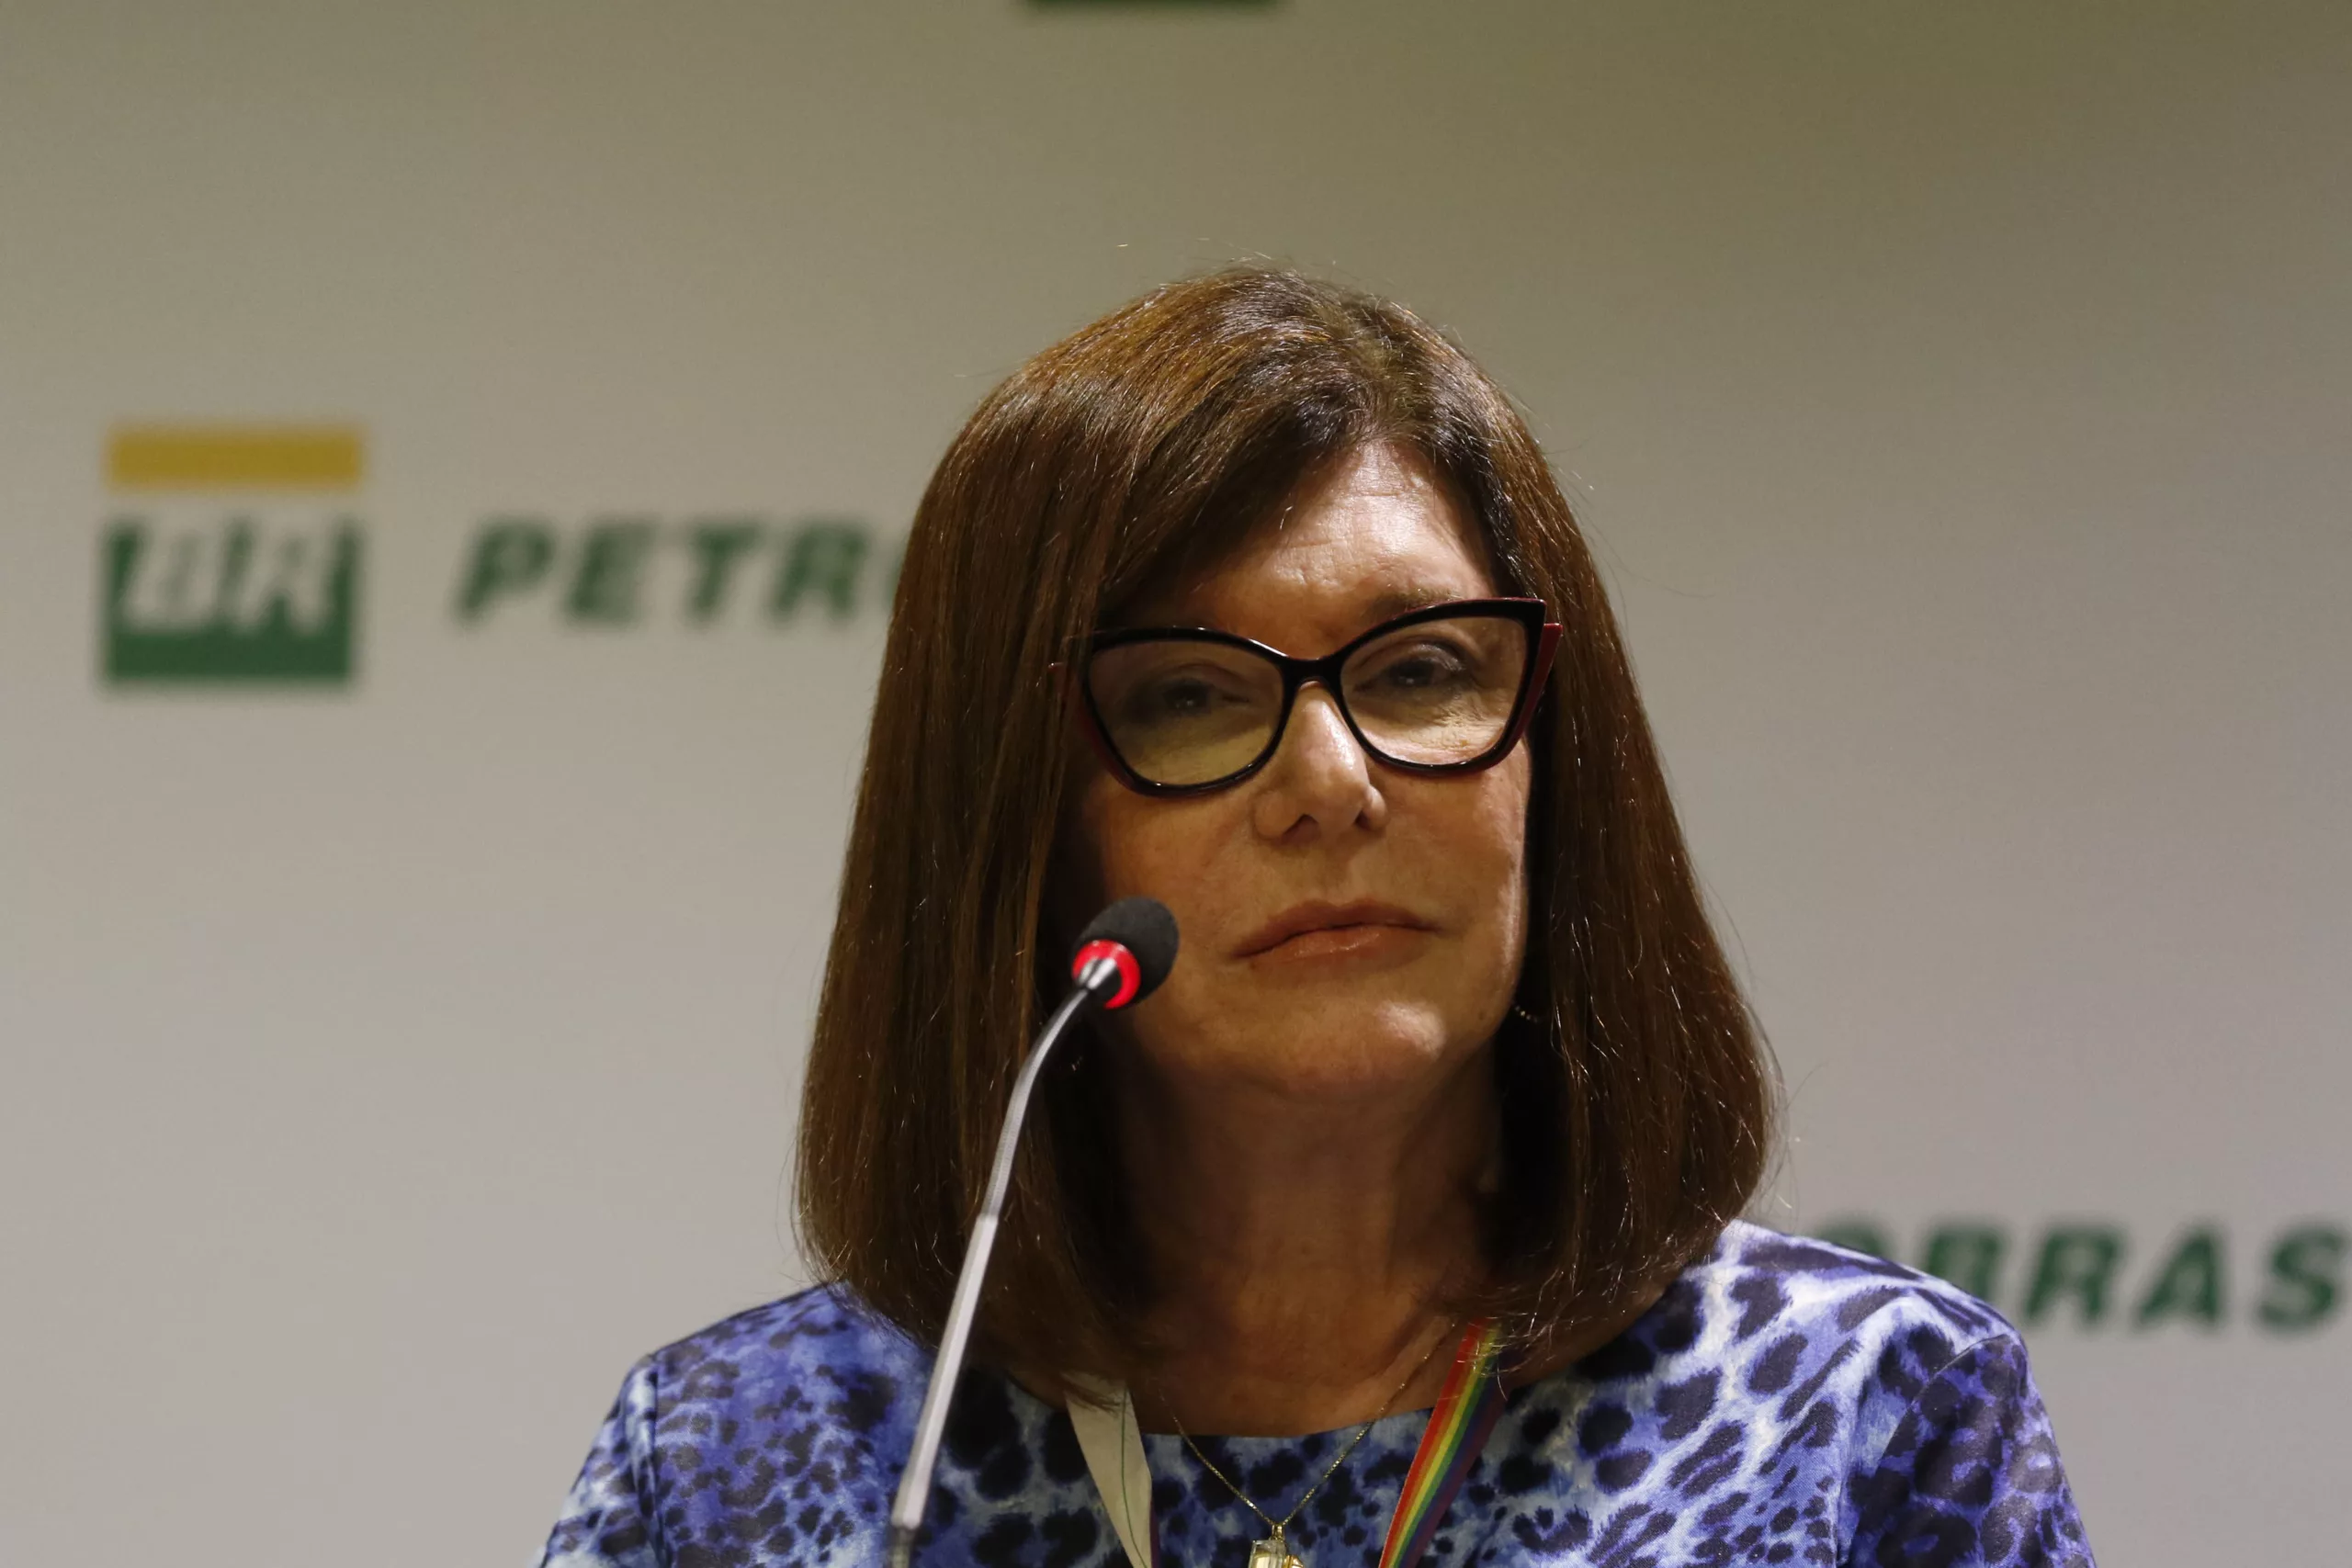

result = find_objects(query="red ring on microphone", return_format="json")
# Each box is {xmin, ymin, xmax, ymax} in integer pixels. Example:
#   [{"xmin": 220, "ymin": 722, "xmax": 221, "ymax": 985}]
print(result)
[{"xmin": 1071, "ymin": 940, "xmax": 1142, "ymax": 1010}]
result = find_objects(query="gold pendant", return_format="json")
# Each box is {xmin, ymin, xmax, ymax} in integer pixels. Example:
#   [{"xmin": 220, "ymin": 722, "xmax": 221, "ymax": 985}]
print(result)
[{"xmin": 1247, "ymin": 1526, "xmax": 1303, "ymax": 1568}]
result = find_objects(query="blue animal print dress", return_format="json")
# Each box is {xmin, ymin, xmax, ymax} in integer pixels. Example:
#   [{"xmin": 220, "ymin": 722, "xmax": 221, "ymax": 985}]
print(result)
[{"xmin": 537, "ymin": 1222, "xmax": 2095, "ymax": 1568}]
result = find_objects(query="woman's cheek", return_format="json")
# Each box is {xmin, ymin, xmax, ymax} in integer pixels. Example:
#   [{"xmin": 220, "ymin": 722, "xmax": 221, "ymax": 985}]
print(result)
[{"xmin": 1435, "ymin": 767, "xmax": 1532, "ymax": 986}]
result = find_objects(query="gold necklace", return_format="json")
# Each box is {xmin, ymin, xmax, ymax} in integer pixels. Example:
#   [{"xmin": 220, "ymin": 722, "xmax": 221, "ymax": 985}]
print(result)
[{"xmin": 1165, "ymin": 1319, "xmax": 1458, "ymax": 1568}]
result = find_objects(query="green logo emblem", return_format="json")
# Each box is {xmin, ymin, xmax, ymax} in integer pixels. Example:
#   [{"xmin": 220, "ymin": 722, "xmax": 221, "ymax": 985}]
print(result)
[{"xmin": 100, "ymin": 426, "xmax": 364, "ymax": 686}]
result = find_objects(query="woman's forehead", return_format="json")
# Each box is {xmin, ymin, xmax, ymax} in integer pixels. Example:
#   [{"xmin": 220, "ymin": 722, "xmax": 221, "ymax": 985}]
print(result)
[{"xmin": 1123, "ymin": 449, "xmax": 1499, "ymax": 640}]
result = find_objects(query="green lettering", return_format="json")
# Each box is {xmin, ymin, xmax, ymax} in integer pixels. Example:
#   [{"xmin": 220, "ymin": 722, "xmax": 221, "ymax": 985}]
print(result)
[
  {"xmin": 683, "ymin": 518, "xmax": 764, "ymax": 623},
  {"xmin": 456, "ymin": 518, "xmax": 556, "ymax": 621},
  {"xmin": 2258, "ymin": 1224, "xmax": 2344, "ymax": 1333},
  {"xmin": 1923, "ymin": 1223, "xmax": 2007, "ymax": 1305},
  {"xmin": 1812, "ymin": 1218, "xmax": 1893, "ymax": 1260},
  {"xmin": 210, "ymin": 519, "xmax": 259, "ymax": 629},
  {"xmin": 567, "ymin": 518, "xmax": 656, "ymax": 625},
  {"xmin": 112, "ymin": 515, "xmax": 219, "ymax": 631},
  {"xmin": 770, "ymin": 519, "xmax": 869, "ymax": 620},
  {"xmin": 2133, "ymin": 1226, "xmax": 2225, "ymax": 1329},
  {"xmin": 2025, "ymin": 1225, "xmax": 2124, "ymax": 1327}
]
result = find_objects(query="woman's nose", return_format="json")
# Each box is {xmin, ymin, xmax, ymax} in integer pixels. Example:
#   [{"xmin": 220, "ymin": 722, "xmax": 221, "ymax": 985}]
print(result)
[{"xmin": 1251, "ymin": 683, "xmax": 1385, "ymax": 838}]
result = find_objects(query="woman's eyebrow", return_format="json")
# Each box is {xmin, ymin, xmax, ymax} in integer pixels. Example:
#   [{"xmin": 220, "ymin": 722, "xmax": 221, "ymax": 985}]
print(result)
[
  {"xmin": 1102, "ymin": 586, "xmax": 1473, "ymax": 636},
  {"xmin": 1358, "ymin": 585, "xmax": 1467, "ymax": 622}
]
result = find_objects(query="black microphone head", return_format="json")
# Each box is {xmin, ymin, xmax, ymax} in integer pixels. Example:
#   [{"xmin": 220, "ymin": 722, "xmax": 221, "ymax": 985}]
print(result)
[{"xmin": 1069, "ymin": 896, "xmax": 1180, "ymax": 1009}]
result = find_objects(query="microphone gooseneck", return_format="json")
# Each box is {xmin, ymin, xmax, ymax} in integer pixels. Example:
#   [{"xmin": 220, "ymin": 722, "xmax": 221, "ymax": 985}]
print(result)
[{"xmin": 885, "ymin": 897, "xmax": 1179, "ymax": 1568}]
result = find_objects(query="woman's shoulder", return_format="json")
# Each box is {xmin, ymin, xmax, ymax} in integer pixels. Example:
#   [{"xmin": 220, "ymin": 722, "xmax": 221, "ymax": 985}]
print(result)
[
  {"xmin": 629, "ymin": 1279, "xmax": 928, "ymax": 1406},
  {"xmin": 1485, "ymin": 1220, "xmax": 2091, "ymax": 1565},
  {"xmin": 1560, "ymin": 1217, "xmax": 2030, "ymax": 1431},
  {"xmin": 1657, "ymin": 1216, "xmax": 2019, "ymax": 1371},
  {"xmin": 610, "ymin": 1280, "xmax": 935, "ymax": 1467},
  {"xmin": 540, "ymin": 1283, "xmax": 927, "ymax": 1568}
]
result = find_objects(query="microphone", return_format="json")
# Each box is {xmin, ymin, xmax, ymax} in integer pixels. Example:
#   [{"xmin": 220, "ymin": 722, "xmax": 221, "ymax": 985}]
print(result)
[{"xmin": 885, "ymin": 897, "xmax": 1179, "ymax": 1568}]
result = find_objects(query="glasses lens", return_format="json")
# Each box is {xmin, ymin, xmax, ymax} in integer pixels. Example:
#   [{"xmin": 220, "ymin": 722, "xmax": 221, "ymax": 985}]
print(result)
[
  {"xmin": 1088, "ymin": 637, "xmax": 1283, "ymax": 786},
  {"xmin": 1340, "ymin": 614, "xmax": 1530, "ymax": 766}
]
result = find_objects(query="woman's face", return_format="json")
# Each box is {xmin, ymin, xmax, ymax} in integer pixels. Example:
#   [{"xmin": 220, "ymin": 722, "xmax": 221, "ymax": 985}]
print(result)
[{"xmin": 1068, "ymin": 443, "xmax": 1532, "ymax": 1109}]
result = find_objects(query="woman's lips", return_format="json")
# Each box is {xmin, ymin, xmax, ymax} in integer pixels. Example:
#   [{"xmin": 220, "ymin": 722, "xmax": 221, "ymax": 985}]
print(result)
[
  {"xmin": 1233, "ymin": 900, "xmax": 1436, "ymax": 960},
  {"xmin": 1250, "ymin": 923, "xmax": 1432, "ymax": 964}
]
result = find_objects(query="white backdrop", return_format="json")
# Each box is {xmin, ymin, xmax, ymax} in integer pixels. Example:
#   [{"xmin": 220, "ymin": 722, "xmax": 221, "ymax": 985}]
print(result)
[{"xmin": 2, "ymin": 4, "xmax": 2346, "ymax": 1563}]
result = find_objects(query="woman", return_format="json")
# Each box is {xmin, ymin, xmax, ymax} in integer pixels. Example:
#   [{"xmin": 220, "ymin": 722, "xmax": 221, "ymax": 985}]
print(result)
[{"xmin": 540, "ymin": 269, "xmax": 2094, "ymax": 1568}]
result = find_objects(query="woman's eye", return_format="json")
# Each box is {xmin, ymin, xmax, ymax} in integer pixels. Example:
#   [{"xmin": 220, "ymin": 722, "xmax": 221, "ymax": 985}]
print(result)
[
  {"xmin": 1122, "ymin": 670, "xmax": 1248, "ymax": 722},
  {"xmin": 1153, "ymin": 677, "xmax": 1222, "ymax": 714},
  {"xmin": 1369, "ymin": 643, "xmax": 1473, "ymax": 688}
]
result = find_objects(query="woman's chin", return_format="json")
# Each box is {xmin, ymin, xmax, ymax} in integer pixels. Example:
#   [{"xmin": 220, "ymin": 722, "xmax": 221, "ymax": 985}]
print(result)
[{"xmin": 1190, "ymin": 1018, "xmax": 1481, "ymax": 1104}]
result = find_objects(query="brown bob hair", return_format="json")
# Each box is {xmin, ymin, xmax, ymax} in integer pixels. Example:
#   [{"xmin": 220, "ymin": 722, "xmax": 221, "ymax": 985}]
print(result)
[{"xmin": 797, "ymin": 266, "xmax": 1773, "ymax": 1393}]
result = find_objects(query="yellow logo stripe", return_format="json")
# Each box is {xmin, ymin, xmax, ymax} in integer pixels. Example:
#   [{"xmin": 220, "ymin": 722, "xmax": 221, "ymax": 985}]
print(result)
[{"xmin": 107, "ymin": 424, "xmax": 363, "ymax": 491}]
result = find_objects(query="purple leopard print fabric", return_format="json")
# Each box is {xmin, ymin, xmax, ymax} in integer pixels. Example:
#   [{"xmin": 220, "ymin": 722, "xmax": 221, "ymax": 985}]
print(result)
[{"xmin": 537, "ymin": 1222, "xmax": 2094, "ymax": 1567}]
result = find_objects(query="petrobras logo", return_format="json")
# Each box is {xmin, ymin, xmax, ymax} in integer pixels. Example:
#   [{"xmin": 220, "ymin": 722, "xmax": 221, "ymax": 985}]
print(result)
[
  {"xmin": 449, "ymin": 514, "xmax": 896, "ymax": 628},
  {"xmin": 101, "ymin": 425, "xmax": 364, "ymax": 686},
  {"xmin": 1812, "ymin": 1215, "xmax": 2343, "ymax": 1337}
]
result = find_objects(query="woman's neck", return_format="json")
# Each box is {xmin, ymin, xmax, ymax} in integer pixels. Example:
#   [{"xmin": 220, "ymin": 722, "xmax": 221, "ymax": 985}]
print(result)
[{"xmin": 1114, "ymin": 1046, "xmax": 1500, "ymax": 1436}]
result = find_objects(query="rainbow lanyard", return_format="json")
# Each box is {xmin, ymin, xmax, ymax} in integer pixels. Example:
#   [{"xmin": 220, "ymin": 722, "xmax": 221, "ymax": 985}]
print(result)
[
  {"xmin": 1072, "ymin": 1319, "xmax": 1510, "ymax": 1568},
  {"xmin": 1374, "ymin": 1318, "xmax": 1511, "ymax": 1568}
]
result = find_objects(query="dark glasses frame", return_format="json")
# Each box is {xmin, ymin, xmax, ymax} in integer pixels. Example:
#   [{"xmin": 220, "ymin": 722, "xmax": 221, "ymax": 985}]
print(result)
[{"xmin": 1059, "ymin": 595, "xmax": 1564, "ymax": 797}]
